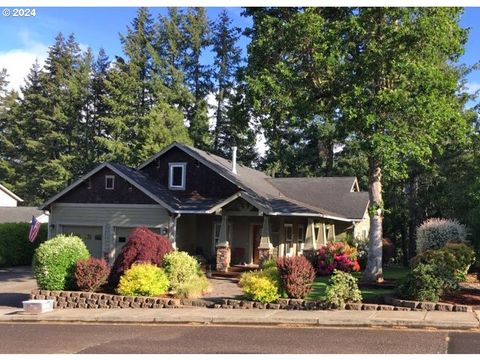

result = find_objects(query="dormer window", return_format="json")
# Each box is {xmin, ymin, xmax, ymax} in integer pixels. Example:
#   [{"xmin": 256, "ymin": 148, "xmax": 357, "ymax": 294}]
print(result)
[
  {"xmin": 169, "ymin": 163, "xmax": 186, "ymax": 190},
  {"xmin": 105, "ymin": 175, "xmax": 115, "ymax": 190}
]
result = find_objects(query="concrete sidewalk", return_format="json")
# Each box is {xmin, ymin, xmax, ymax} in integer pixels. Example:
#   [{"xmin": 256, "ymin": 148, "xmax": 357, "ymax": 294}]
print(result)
[{"xmin": 1, "ymin": 306, "xmax": 479, "ymax": 330}]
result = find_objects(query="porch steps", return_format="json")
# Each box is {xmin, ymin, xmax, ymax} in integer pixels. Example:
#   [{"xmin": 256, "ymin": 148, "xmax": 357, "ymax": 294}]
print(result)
[{"xmin": 209, "ymin": 265, "xmax": 259, "ymax": 280}]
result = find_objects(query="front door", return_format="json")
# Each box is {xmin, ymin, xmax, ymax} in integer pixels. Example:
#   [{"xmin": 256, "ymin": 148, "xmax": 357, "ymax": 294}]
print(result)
[{"xmin": 252, "ymin": 224, "xmax": 262, "ymax": 264}]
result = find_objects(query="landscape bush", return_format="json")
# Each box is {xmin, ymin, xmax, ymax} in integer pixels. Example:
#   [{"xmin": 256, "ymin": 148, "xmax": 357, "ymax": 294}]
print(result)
[
  {"xmin": 162, "ymin": 251, "xmax": 210, "ymax": 298},
  {"xmin": 163, "ymin": 251, "xmax": 201, "ymax": 290},
  {"xmin": 239, "ymin": 271, "xmax": 280, "ymax": 303},
  {"xmin": 117, "ymin": 263, "xmax": 169, "ymax": 296},
  {"xmin": 410, "ymin": 242, "xmax": 475, "ymax": 284},
  {"xmin": 276, "ymin": 255, "xmax": 316, "ymax": 299},
  {"xmin": 0, "ymin": 223, "xmax": 47, "ymax": 267},
  {"xmin": 346, "ymin": 235, "xmax": 368, "ymax": 269},
  {"xmin": 74, "ymin": 258, "xmax": 110, "ymax": 292},
  {"xmin": 316, "ymin": 242, "xmax": 360, "ymax": 276},
  {"xmin": 174, "ymin": 275, "xmax": 211, "ymax": 299},
  {"xmin": 32, "ymin": 234, "xmax": 90, "ymax": 290},
  {"xmin": 109, "ymin": 227, "xmax": 173, "ymax": 287},
  {"xmin": 260, "ymin": 258, "xmax": 277, "ymax": 270},
  {"xmin": 416, "ymin": 218, "xmax": 467, "ymax": 253},
  {"xmin": 398, "ymin": 243, "xmax": 476, "ymax": 302},
  {"xmin": 397, "ymin": 263, "xmax": 447, "ymax": 302},
  {"xmin": 325, "ymin": 270, "xmax": 362, "ymax": 309}
]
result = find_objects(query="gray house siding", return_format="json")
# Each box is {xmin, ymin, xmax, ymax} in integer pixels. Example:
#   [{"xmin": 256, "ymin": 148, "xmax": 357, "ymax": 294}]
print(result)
[{"xmin": 50, "ymin": 203, "xmax": 169, "ymax": 263}]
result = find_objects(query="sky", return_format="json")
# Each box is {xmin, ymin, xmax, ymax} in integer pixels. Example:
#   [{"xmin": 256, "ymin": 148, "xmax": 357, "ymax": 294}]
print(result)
[{"xmin": 0, "ymin": 6, "xmax": 479, "ymax": 103}]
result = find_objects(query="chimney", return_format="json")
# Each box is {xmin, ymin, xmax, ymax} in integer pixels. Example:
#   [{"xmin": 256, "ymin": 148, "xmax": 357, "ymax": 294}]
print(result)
[{"xmin": 232, "ymin": 146, "xmax": 237, "ymax": 174}]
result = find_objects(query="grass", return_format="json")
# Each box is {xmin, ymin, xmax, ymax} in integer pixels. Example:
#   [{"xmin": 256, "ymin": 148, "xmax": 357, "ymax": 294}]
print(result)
[{"xmin": 306, "ymin": 265, "xmax": 409, "ymax": 302}]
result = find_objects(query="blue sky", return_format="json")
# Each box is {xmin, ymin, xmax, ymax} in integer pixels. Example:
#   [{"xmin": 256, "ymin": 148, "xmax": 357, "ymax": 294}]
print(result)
[{"xmin": 0, "ymin": 7, "xmax": 478, "ymax": 107}]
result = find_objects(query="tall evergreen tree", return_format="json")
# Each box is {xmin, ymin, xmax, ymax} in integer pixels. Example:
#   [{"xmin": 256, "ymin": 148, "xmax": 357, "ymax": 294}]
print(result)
[
  {"xmin": 182, "ymin": 7, "xmax": 212, "ymax": 149},
  {"xmin": 211, "ymin": 10, "xmax": 242, "ymax": 154},
  {"xmin": 0, "ymin": 69, "xmax": 19, "ymax": 189}
]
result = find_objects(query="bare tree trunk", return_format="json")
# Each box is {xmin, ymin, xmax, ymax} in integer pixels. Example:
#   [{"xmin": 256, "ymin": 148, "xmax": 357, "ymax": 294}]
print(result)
[
  {"xmin": 362, "ymin": 157, "xmax": 384, "ymax": 283},
  {"xmin": 407, "ymin": 171, "xmax": 419, "ymax": 260}
]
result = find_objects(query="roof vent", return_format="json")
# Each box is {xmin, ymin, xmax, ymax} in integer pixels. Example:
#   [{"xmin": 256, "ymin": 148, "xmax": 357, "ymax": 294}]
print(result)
[{"xmin": 232, "ymin": 146, "xmax": 237, "ymax": 174}]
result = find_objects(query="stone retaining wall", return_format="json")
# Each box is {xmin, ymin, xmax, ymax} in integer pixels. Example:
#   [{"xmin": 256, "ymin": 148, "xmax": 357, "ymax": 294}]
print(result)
[{"xmin": 30, "ymin": 290, "xmax": 473, "ymax": 312}]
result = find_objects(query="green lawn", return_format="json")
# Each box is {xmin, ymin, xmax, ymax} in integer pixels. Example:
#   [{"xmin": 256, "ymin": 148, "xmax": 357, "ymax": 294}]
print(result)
[{"xmin": 306, "ymin": 265, "xmax": 409, "ymax": 302}]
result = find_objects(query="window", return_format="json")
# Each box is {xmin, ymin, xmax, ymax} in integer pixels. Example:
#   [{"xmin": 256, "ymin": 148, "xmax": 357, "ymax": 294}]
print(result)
[
  {"xmin": 284, "ymin": 224, "xmax": 293, "ymax": 242},
  {"xmin": 298, "ymin": 225, "xmax": 305, "ymax": 243},
  {"xmin": 105, "ymin": 175, "xmax": 115, "ymax": 190},
  {"xmin": 168, "ymin": 163, "xmax": 186, "ymax": 190}
]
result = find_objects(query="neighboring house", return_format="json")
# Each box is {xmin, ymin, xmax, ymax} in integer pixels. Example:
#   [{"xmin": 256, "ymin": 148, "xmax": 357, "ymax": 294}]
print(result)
[
  {"xmin": 0, "ymin": 184, "xmax": 49, "ymax": 224},
  {"xmin": 0, "ymin": 183, "xmax": 23, "ymax": 207},
  {"xmin": 40, "ymin": 142, "xmax": 370, "ymax": 270}
]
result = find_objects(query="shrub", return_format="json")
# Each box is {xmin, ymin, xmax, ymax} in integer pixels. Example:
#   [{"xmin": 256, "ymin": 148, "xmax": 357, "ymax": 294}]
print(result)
[
  {"xmin": 163, "ymin": 251, "xmax": 201, "ymax": 291},
  {"xmin": 117, "ymin": 263, "xmax": 169, "ymax": 296},
  {"xmin": 109, "ymin": 227, "xmax": 173, "ymax": 287},
  {"xmin": 239, "ymin": 272, "xmax": 280, "ymax": 303},
  {"xmin": 276, "ymin": 256, "xmax": 316, "ymax": 299},
  {"xmin": 260, "ymin": 258, "xmax": 277, "ymax": 270},
  {"xmin": 316, "ymin": 242, "xmax": 360, "ymax": 276},
  {"xmin": 32, "ymin": 234, "xmax": 90, "ymax": 290},
  {"xmin": 398, "ymin": 243, "xmax": 476, "ymax": 302},
  {"xmin": 325, "ymin": 270, "xmax": 362, "ymax": 309},
  {"xmin": 410, "ymin": 242, "xmax": 475, "ymax": 284},
  {"xmin": 346, "ymin": 235, "xmax": 368, "ymax": 270},
  {"xmin": 74, "ymin": 258, "xmax": 110, "ymax": 292},
  {"xmin": 416, "ymin": 218, "xmax": 467, "ymax": 253},
  {"xmin": 174, "ymin": 275, "xmax": 211, "ymax": 299},
  {"xmin": 397, "ymin": 263, "xmax": 447, "ymax": 302},
  {"xmin": 0, "ymin": 223, "xmax": 47, "ymax": 267},
  {"xmin": 239, "ymin": 267, "xmax": 283, "ymax": 303}
]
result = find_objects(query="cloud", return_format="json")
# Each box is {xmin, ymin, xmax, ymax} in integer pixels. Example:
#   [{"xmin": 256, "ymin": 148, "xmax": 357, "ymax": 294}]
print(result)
[
  {"xmin": 466, "ymin": 82, "xmax": 480, "ymax": 96},
  {"xmin": 0, "ymin": 30, "xmax": 48, "ymax": 92}
]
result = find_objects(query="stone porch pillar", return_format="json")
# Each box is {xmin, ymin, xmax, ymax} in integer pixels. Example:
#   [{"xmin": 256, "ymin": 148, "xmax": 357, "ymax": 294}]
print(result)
[
  {"xmin": 216, "ymin": 215, "xmax": 231, "ymax": 272},
  {"xmin": 303, "ymin": 218, "xmax": 317, "ymax": 259},
  {"xmin": 258, "ymin": 216, "xmax": 273, "ymax": 263}
]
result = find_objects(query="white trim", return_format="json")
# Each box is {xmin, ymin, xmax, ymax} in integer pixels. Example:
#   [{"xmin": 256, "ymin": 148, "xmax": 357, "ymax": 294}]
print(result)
[
  {"xmin": 266, "ymin": 211, "xmax": 362, "ymax": 222},
  {"xmin": 168, "ymin": 162, "xmax": 186, "ymax": 190},
  {"xmin": 105, "ymin": 175, "xmax": 115, "ymax": 190},
  {"xmin": 0, "ymin": 183, "xmax": 23, "ymax": 202},
  {"xmin": 52, "ymin": 203, "xmax": 165, "ymax": 209},
  {"xmin": 40, "ymin": 163, "xmax": 176, "ymax": 212},
  {"xmin": 351, "ymin": 178, "xmax": 360, "ymax": 192}
]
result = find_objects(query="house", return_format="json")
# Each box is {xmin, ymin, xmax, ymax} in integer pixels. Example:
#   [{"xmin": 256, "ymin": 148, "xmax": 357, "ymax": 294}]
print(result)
[
  {"xmin": 0, "ymin": 184, "xmax": 49, "ymax": 224},
  {"xmin": 40, "ymin": 142, "xmax": 370, "ymax": 271}
]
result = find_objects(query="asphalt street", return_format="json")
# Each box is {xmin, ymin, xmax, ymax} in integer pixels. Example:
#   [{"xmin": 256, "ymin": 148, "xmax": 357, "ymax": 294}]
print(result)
[{"xmin": 0, "ymin": 323, "xmax": 479, "ymax": 354}]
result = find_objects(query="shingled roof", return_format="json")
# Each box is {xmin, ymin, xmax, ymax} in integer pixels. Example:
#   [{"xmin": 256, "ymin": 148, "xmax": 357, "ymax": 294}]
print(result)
[
  {"xmin": 149, "ymin": 143, "xmax": 370, "ymax": 220},
  {"xmin": 0, "ymin": 206, "xmax": 47, "ymax": 223}
]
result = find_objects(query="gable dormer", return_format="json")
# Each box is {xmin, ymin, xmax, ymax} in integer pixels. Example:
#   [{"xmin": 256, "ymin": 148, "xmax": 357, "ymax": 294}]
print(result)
[{"xmin": 139, "ymin": 144, "xmax": 238, "ymax": 198}]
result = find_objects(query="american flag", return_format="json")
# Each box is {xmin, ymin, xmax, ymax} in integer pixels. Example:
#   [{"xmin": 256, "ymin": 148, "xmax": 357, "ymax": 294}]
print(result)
[{"xmin": 29, "ymin": 216, "xmax": 41, "ymax": 243}]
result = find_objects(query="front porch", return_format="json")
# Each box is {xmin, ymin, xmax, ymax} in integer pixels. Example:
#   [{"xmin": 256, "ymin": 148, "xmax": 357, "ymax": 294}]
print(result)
[{"xmin": 173, "ymin": 197, "xmax": 350, "ymax": 272}]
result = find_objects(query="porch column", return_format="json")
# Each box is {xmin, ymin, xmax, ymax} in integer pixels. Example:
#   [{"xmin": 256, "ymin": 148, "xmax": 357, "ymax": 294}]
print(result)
[
  {"xmin": 103, "ymin": 223, "xmax": 115, "ymax": 265},
  {"xmin": 216, "ymin": 214, "xmax": 231, "ymax": 272},
  {"xmin": 327, "ymin": 224, "xmax": 336, "ymax": 242},
  {"xmin": 303, "ymin": 218, "xmax": 317, "ymax": 259},
  {"xmin": 258, "ymin": 216, "xmax": 273, "ymax": 263}
]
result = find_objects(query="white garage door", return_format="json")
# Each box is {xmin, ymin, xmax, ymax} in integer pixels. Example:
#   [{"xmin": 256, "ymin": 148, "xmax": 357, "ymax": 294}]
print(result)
[{"xmin": 61, "ymin": 225, "xmax": 103, "ymax": 259}]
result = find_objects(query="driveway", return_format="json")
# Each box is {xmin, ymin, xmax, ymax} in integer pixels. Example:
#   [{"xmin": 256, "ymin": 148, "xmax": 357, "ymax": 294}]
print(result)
[{"xmin": 0, "ymin": 266, "xmax": 36, "ymax": 308}]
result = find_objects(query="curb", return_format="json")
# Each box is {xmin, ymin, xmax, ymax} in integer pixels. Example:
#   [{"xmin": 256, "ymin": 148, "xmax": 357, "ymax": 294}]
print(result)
[{"xmin": 1, "ymin": 309, "xmax": 479, "ymax": 330}]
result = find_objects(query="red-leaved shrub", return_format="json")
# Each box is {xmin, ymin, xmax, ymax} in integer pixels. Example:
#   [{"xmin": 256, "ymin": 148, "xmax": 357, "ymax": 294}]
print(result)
[
  {"xmin": 317, "ymin": 242, "xmax": 360, "ymax": 276},
  {"xmin": 108, "ymin": 227, "xmax": 173, "ymax": 287},
  {"xmin": 74, "ymin": 257, "xmax": 110, "ymax": 292},
  {"xmin": 276, "ymin": 256, "xmax": 316, "ymax": 299}
]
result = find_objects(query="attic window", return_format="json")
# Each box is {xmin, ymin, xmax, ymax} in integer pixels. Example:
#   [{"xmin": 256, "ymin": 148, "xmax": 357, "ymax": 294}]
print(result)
[
  {"xmin": 105, "ymin": 175, "xmax": 115, "ymax": 190},
  {"xmin": 169, "ymin": 163, "xmax": 186, "ymax": 190}
]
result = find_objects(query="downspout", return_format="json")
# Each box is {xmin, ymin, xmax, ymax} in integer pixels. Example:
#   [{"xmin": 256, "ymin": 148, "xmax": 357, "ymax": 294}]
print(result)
[{"xmin": 170, "ymin": 213, "xmax": 181, "ymax": 250}]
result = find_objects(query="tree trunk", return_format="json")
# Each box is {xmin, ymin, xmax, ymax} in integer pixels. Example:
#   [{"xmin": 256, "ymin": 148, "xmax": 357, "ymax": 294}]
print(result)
[
  {"xmin": 361, "ymin": 157, "xmax": 384, "ymax": 283},
  {"xmin": 407, "ymin": 171, "xmax": 419, "ymax": 260}
]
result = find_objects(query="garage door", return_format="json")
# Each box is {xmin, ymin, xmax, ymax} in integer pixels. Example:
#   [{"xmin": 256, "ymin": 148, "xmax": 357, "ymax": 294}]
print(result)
[{"xmin": 61, "ymin": 225, "xmax": 103, "ymax": 258}]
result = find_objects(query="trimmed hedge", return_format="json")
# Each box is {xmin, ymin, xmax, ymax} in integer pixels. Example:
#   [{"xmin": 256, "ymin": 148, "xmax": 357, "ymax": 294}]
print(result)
[{"xmin": 0, "ymin": 222, "xmax": 47, "ymax": 267}]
